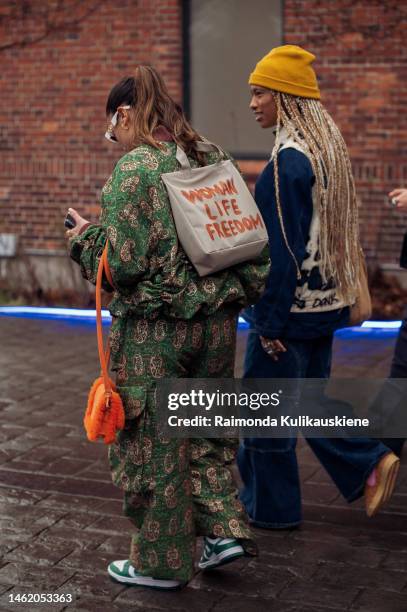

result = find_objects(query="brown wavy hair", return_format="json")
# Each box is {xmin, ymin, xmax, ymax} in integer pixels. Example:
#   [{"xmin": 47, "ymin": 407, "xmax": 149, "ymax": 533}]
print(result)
[{"xmin": 106, "ymin": 65, "xmax": 204, "ymax": 160}]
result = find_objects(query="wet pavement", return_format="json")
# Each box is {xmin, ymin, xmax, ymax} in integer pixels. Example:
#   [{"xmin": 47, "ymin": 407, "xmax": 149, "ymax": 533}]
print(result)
[{"xmin": 0, "ymin": 316, "xmax": 406, "ymax": 611}]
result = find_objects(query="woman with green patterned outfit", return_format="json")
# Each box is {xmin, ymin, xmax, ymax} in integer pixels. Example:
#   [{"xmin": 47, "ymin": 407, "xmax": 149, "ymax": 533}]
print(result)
[{"xmin": 66, "ymin": 66, "xmax": 269, "ymax": 590}]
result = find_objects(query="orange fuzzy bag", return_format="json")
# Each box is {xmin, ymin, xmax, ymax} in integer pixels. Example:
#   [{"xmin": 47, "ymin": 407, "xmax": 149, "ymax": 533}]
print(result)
[{"xmin": 84, "ymin": 244, "xmax": 125, "ymax": 444}]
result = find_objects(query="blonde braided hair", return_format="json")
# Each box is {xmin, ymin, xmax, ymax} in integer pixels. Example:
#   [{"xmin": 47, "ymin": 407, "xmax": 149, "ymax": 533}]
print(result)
[{"xmin": 271, "ymin": 91, "xmax": 360, "ymax": 302}]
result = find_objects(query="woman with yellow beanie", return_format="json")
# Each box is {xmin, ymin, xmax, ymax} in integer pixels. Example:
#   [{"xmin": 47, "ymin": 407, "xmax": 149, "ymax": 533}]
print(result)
[{"xmin": 238, "ymin": 45, "xmax": 399, "ymax": 528}]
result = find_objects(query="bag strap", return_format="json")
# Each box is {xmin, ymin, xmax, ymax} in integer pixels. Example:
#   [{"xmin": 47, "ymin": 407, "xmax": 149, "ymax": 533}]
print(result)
[
  {"xmin": 96, "ymin": 243, "xmax": 112, "ymax": 401},
  {"xmin": 175, "ymin": 138, "xmax": 224, "ymax": 170}
]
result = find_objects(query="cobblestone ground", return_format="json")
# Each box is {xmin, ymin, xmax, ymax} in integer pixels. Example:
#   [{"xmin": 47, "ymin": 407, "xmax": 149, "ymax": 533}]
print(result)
[{"xmin": 0, "ymin": 317, "xmax": 406, "ymax": 612}]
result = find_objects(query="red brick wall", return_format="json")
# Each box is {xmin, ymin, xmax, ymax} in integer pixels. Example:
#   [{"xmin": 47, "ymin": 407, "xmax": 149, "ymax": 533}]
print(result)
[
  {"xmin": 284, "ymin": 0, "xmax": 407, "ymax": 264},
  {"xmin": 0, "ymin": 0, "xmax": 182, "ymax": 252},
  {"xmin": 1, "ymin": 0, "xmax": 406, "ymax": 269}
]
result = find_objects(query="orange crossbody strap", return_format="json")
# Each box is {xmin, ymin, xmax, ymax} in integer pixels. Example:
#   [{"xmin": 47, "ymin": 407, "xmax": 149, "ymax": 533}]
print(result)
[
  {"xmin": 96, "ymin": 243, "xmax": 112, "ymax": 395},
  {"xmin": 103, "ymin": 247, "xmax": 114, "ymax": 289}
]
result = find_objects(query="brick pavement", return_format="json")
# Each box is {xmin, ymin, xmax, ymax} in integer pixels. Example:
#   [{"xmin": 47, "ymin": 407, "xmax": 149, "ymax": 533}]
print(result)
[{"xmin": 0, "ymin": 317, "xmax": 406, "ymax": 612}]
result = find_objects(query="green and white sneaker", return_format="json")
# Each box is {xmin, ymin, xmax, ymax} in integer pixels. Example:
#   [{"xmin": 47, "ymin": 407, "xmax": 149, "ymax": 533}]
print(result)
[
  {"xmin": 198, "ymin": 537, "xmax": 245, "ymax": 570},
  {"xmin": 108, "ymin": 560, "xmax": 185, "ymax": 590}
]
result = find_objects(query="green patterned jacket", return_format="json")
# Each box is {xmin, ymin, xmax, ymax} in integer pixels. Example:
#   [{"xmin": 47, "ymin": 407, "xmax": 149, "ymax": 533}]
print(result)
[{"xmin": 69, "ymin": 142, "xmax": 270, "ymax": 320}]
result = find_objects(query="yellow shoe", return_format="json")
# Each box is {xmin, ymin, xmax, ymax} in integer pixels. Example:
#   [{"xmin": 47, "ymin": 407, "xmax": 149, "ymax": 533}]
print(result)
[{"xmin": 365, "ymin": 452, "xmax": 400, "ymax": 517}]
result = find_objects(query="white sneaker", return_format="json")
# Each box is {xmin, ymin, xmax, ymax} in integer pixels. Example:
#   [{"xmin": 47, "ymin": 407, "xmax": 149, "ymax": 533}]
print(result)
[
  {"xmin": 108, "ymin": 560, "xmax": 185, "ymax": 590},
  {"xmin": 198, "ymin": 537, "xmax": 245, "ymax": 570}
]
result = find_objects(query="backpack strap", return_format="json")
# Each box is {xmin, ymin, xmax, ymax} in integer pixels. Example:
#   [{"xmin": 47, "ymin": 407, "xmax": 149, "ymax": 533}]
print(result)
[{"xmin": 175, "ymin": 138, "xmax": 223, "ymax": 169}]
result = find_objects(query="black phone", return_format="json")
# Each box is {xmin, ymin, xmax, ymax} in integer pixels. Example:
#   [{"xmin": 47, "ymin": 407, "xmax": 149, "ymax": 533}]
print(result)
[{"xmin": 64, "ymin": 213, "xmax": 76, "ymax": 229}]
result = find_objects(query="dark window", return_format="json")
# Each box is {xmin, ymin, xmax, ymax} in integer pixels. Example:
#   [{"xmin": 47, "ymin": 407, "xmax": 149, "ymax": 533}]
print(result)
[{"xmin": 184, "ymin": 0, "xmax": 282, "ymax": 158}]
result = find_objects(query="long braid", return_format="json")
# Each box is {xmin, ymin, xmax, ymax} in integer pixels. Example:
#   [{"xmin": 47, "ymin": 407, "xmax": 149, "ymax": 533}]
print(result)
[
  {"xmin": 273, "ymin": 92, "xmax": 360, "ymax": 302},
  {"xmin": 271, "ymin": 95, "xmax": 301, "ymax": 279}
]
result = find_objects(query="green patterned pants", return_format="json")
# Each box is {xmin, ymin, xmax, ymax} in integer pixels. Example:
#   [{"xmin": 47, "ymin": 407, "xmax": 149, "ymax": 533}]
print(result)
[{"xmin": 108, "ymin": 307, "xmax": 255, "ymax": 582}]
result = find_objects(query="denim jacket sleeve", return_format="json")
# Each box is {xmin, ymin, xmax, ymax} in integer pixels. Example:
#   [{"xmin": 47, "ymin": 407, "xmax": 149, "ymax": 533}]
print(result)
[{"xmin": 253, "ymin": 147, "xmax": 315, "ymax": 339}]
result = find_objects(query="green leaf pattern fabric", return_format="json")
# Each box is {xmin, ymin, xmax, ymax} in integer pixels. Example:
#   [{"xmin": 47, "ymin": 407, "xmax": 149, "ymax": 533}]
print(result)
[{"xmin": 68, "ymin": 142, "xmax": 268, "ymax": 582}]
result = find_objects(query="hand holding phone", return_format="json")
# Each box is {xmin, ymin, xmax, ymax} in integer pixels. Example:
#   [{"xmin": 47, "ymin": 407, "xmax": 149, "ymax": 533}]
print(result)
[
  {"xmin": 64, "ymin": 213, "xmax": 77, "ymax": 229},
  {"xmin": 64, "ymin": 208, "xmax": 91, "ymax": 238}
]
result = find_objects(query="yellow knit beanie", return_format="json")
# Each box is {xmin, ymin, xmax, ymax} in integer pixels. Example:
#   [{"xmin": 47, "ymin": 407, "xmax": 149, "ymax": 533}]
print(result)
[{"xmin": 249, "ymin": 45, "xmax": 321, "ymax": 99}]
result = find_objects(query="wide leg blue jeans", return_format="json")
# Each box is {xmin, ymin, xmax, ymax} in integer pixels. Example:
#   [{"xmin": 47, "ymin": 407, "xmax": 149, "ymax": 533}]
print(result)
[{"xmin": 238, "ymin": 330, "xmax": 390, "ymax": 528}]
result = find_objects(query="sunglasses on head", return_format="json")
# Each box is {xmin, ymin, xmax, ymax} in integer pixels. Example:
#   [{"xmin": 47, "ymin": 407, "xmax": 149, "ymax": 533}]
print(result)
[{"xmin": 105, "ymin": 105, "xmax": 131, "ymax": 143}]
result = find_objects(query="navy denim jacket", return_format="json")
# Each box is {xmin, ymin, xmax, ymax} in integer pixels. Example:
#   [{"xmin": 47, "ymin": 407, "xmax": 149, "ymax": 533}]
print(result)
[{"xmin": 246, "ymin": 147, "xmax": 349, "ymax": 340}]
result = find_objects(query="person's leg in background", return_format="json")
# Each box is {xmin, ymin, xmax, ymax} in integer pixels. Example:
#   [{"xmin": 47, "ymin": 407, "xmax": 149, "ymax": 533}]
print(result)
[
  {"xmin": 378, "ymin": 314, "xmax": 407, "ymax": 456},
  {"xmin": 238, "ymin": 327, "xmax": 308, "ymax": 528},
  {"xmin": 390, "ymin": 315, "xmax": 407, "ymax": 378}
]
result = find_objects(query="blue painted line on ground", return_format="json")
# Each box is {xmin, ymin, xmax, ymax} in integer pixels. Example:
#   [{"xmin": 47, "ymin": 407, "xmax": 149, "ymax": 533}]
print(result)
[{"xmin": 0, "ymin": 306, "xmax": 401, "ymax": 336}]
